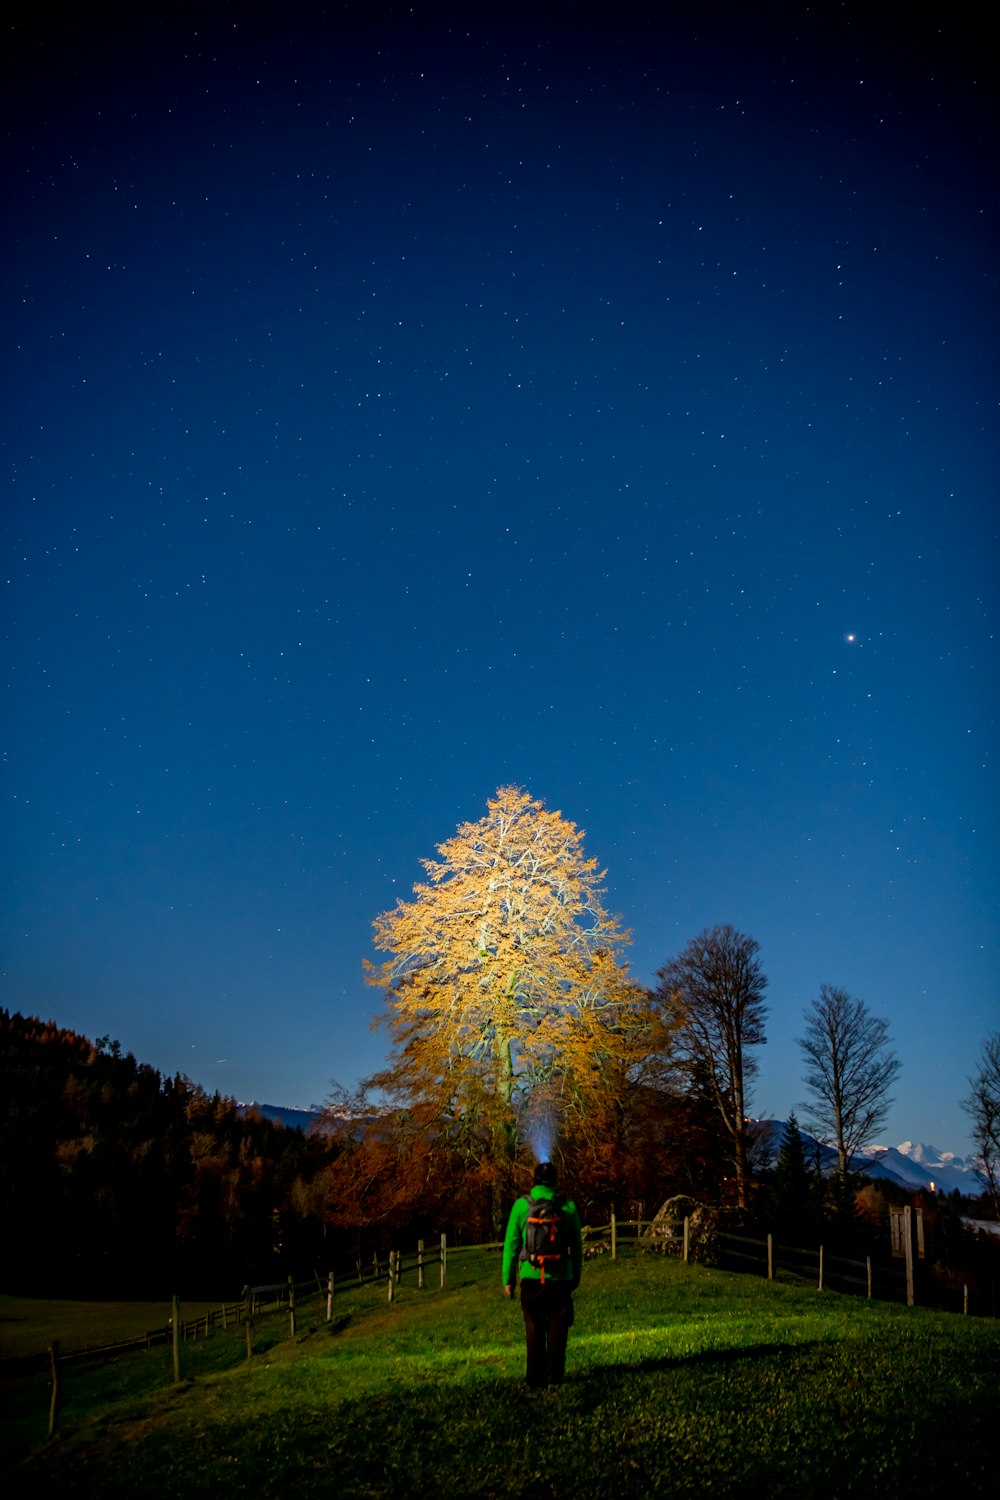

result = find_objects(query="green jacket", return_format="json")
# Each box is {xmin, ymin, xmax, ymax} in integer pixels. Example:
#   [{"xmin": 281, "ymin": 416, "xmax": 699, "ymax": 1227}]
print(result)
[{"xmin": 502, "ymin": 1183, "xmax": 583, "ymax": 1290}]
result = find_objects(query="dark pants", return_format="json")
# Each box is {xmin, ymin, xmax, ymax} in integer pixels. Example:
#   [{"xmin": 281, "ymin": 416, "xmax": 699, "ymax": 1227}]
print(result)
[{"xmin": 519, "ymin": 1279, "xmax": 574, "ymax": 1387}]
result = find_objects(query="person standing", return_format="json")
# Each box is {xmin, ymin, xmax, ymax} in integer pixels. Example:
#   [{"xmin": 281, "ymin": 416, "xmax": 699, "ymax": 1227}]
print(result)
[{"xmin": 502, "ymin": 1160, "xmax": 583, "ymax": 1387}]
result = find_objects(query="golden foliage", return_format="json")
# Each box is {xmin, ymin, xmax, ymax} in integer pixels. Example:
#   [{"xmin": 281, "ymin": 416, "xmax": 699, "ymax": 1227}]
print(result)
[{"xmin": 362, "ymin": 787, "xmax": 666, "ymax": 1174}]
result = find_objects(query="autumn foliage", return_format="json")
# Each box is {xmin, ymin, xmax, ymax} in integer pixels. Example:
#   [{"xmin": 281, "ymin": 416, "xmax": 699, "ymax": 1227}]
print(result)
[
  {"xmin": 0, "ymin": 1010, "xmax": 335, "ymax": 1295},
  {"xmin": 341, "ymin": 788, "xmax": 674, "ymax": 1231}
]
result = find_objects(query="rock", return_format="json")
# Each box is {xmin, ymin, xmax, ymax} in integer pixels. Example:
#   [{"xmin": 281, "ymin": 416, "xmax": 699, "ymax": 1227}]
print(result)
[{"xmin": 640, "ymin": 1195, "xmax": 719, "ymax": 1264}]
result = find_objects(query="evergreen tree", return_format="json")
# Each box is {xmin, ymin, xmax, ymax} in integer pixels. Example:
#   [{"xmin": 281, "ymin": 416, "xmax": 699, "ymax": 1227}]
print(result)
[
  {"xmin": 767, "ymin": 1114, "xmax": 822, "ymax": 1241},
  {"xmin": 0, "ymin": 1009, "xmax": 336, "ymax": 1294}
]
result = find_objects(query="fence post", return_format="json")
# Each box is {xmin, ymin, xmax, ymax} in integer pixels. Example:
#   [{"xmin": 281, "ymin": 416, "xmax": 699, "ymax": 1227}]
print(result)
[
  {"xmin": 867, "ymin": 1256, "xmax": 873, "ymax": 1299},
  {"xmin": 818, "ymin": 1246, "xmax": 824, "ymax": 1292},
  {"xmin": 683, "ymin": 1216, "xmax": 690, "ymax": 1264},
  {"xmin": 327, "ymin": 1271, "xmax": 334, "ymax": 1321},
  {"xmin": 611, "ymin": 1210, "xmax": 617, "ymax": 1261},
  {"xmin": 418, "ymin": 1239, "xmax": 425, "ymax": 1290},
  {"xmin": 388, "ymin": 1251, "xmax": 395, "ymax": 1303},
  {"xmin": 245, "ymin": 1316, "xmax": 254, "ymax": 1361},
  {"xmin": 963, "ymin": 1283, "xmax": 968, "ymax": 1316},
  {"xmin": 440, "ymin": 1232, "xmax": 447, "ymax": 1288},
  {"xmin": 172, "ymin": 1296, "xmax": 182, "ymax": 1384},
  {"xmin": 288, "ymin": 1275, "xmax": 297, "ymax": 1337},
  {"xmin": 48, "ymin": 1340, "xmax": 60, "ymax": 1438},
  {"xmin": 767, "ymin": 1233, "xmax": 773, "ymax": 1280}
]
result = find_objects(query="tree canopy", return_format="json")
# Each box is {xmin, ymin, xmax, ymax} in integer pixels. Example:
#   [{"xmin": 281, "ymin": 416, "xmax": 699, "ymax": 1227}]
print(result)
[{"xmin": 361, "ymin": 787, "xmax": 663, "ymax": 1218}]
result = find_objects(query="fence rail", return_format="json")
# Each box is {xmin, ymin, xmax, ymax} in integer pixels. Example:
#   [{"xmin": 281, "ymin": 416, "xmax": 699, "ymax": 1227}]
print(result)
[
  {"xmin": 22, "ymin": 1208, "xmax": 994, "ymax": 1437},
  {"xmin": 17, "ymin": 1212, "xmax": 981, "ymax": 1376},
  {"xmin": 713, "ymin": 1230, "xmax": 908, "ymax": 1301}
]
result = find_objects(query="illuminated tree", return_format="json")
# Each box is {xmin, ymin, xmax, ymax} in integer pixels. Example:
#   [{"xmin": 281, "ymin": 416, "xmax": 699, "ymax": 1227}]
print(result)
[
  {"xmin": 362, "ymin": 787, "xmax": 657, "ymax": 1220},
  {"xmin": 797, "ymin": 985, "xmax": 901, "ymax": 1181},
  {"xmin": 653, "ymin": 924, "xmax": 768, "ymax": 1210},
  {"xmin": 963, "ymin": 1032, "xmax": 1000, "ymax": 1216}
]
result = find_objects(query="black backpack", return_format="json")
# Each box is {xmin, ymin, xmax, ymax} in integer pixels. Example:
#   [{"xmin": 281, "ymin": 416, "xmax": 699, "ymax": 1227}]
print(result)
[{"xmin": 521, "ymin": 1193, "xmax": 566, "ymax": 1282}]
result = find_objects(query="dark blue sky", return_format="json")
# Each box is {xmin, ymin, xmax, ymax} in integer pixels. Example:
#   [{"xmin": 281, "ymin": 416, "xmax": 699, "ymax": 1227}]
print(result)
[{"xmin": 3, "ymin": 4, "xmax": 996, "ymax": 1153}]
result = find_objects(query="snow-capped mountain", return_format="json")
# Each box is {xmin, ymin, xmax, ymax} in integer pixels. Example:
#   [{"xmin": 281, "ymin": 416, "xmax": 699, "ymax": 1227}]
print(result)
[
  {"xmin": 755, "ymin": 1120, "xmax": 980, "ymax": 1195},
  {"xmin": 238, "ymin": 1100, "xmax": 326, "ymax": 1132},
  {"xmin": 241, "ymin": 1106, "xmax": 982, "ymax": 1195},
  {"xmin": 857, "ymin": 1140, "xmax": 979, "ymax": 1195}
]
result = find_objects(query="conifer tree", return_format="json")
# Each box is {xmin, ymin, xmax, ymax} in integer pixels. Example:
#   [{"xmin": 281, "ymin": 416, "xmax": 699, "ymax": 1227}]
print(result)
[{"xmin": 768, "ymin": 1113, "xmax": 822, "ymax": 1240}]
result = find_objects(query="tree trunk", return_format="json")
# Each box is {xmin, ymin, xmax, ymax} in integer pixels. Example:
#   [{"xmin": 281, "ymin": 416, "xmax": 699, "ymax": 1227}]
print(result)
[
  {"xmin": 731, "ymin": 1067, "xmax": 748, "ymax": 1210},
  {"xmin": 489, "ymin": 1029, "xmax": 518, "ymax": 1236}
]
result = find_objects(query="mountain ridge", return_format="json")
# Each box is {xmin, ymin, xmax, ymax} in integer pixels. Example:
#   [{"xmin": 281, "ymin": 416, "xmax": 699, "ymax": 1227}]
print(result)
[
  {"xmin": 239, "ymin": 1102, "xmax": 983, "ymax": 1197},
  {"xmin": 754, "ymin": 1120, "xmax": 979, "ymax": 1195}
]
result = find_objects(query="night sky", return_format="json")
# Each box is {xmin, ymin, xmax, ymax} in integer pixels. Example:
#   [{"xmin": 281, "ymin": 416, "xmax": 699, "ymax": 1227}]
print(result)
[{"xmin": 3, "ymin": 4, "xmax": 996, "ymax": 1154}]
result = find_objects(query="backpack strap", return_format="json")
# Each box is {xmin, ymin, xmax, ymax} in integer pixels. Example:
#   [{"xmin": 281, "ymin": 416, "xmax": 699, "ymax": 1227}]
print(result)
[{"xmin": 521, "ymin": 1191, "xmax": 566, "ymax": 1279}]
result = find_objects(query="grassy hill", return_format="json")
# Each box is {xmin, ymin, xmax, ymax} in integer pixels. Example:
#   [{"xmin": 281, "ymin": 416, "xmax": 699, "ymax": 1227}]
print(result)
[{"xmin": 3, "ymin": 1249, "xmax": 997, "ymax": 1498}]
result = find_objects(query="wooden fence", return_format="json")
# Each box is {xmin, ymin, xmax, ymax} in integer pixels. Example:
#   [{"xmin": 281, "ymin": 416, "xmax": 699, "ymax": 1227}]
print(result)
[
  {"xmin": 30, "ymin": 1211, "xmax": 989, "ymax": 1437},
  {"xmin": 30, "ymin": 1210, "xmax": 978, "ymax": 1382},
  {"xmin": 714, "ymin": 1229, "xmax": 896, "ymax": 1298},
  {"xmin": 601, "ymin": 1211, "xmax": 983, "ymax": 1314}
]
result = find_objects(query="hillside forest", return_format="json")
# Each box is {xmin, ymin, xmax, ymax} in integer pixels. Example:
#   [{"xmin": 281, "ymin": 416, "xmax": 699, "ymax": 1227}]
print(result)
[
  {"xmin": 1, "ymin": 1006, "xmax": 995, "ymax": 1303},
  {"xmin": 2, "ymin": 788, "xmax": 996, "ymax": 1301}
]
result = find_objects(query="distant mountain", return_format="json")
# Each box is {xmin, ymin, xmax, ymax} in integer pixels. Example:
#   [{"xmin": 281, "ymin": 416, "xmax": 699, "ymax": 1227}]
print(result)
[
  {"xmin": 238, "ymin": 1105, "xmax": 982, "ymax": 1195},
  {"xmin": 754, "ymin": 1120, "xmax": 980, "ymax": 1195},
  {"xmin": 859, "ymin": 1140, "xmax": 980, "ymax": 1195},
  {"xmin": 238, "ymin": 1100, "xmax": 326, "ymax": 1132}
]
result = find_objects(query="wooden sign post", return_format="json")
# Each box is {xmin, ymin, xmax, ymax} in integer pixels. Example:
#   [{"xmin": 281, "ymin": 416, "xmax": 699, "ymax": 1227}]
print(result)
[{"xmin": 889, "ymin": 1206, "xmax": 923, "ymax": 1307}]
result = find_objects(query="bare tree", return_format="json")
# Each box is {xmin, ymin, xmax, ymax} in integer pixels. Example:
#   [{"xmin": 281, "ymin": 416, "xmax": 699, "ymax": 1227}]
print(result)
[
  {"xmin": 797, "ymin": 985, "xmax": 901, "ymax": 1180},
  {"xmin": 962, "ymin": 1033, "xmax": 1000, "ymax": 1217},
  {"xmin": 654, "ymin": 924, "xmax": 767, "ymax": 1210}
]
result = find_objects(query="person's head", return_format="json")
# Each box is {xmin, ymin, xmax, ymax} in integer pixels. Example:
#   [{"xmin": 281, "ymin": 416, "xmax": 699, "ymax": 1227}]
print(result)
[{"xmin": 533, "ymin": 1160, "xmax": 557, "ymax": 1188}]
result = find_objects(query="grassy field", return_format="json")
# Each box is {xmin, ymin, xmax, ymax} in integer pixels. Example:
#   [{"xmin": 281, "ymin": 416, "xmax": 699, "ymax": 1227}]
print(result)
[
  {"xmin": 2, "ymin": 1250, "xmax": 997, "ymax": 1498},
  {"xmin": 0, "ymin": 1294, "xmax": 229, "ymax": 1360}
]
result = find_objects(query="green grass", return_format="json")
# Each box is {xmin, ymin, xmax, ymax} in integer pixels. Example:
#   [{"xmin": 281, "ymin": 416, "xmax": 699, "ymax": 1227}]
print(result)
[
  {"xmin": 2, "ymin": 1252, "xmax": 997, "ymax": 1498},
  {"xmin": 0, "ymin": 1294, "xmax": 228, "ymax": 1360}
]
